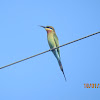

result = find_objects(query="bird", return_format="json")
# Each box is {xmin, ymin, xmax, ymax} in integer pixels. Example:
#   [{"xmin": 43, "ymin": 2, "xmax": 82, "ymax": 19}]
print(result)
[{"xmin": 40, "ymin": 25, "xmax": 66, "ymax": 81}]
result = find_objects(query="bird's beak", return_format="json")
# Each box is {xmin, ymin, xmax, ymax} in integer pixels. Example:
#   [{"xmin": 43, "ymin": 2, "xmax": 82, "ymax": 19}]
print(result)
[{"xmin": 39, "ymin": 25, "xmax": 46, "ymax": 28}]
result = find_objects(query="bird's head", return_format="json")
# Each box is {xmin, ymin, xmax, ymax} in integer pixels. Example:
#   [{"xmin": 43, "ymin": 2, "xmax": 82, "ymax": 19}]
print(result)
[{"xmin": 40, "ymin": 25, "xmax": 55, "ymax": 33}]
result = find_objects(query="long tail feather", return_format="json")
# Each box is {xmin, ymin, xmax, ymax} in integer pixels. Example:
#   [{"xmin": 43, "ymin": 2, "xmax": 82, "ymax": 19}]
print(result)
[{"xmin": 58, "ymin": 59, "xmax": 66, "ymax": 81}]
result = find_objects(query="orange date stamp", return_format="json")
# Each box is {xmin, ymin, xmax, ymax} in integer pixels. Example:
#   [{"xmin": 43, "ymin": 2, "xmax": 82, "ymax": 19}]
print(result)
[{"xmin": 84, "ymin": 83, "xmax": 100, "ymax": 88}]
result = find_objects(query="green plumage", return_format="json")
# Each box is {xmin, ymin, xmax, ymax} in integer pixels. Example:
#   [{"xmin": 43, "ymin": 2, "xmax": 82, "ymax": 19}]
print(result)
[
  {"xmin": 47, "ymin": 31, "xmax": 60, "ymax": 60},
  {"xmin": 40, "ymin": 25, "xmax": 66, "ymax": 81}
]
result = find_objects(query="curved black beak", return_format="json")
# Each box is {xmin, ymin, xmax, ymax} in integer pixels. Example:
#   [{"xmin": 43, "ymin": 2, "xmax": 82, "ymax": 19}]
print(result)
[{"xmin": 39, "ymin": 25, "xmax": 46, "ymax": 28}]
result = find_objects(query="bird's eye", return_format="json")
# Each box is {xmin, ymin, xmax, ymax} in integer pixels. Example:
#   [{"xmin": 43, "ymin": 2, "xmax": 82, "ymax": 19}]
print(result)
[
  {"xmin": 50, "ymin": 27, "xmax": 52, "ymax": 29},
  {"xmin": 46, "ymin": 27, "xmax": 50, "ymax": 28},
  {"xmin": 46, "ymin": 27, "xmax": 52, "ymax": 29}
]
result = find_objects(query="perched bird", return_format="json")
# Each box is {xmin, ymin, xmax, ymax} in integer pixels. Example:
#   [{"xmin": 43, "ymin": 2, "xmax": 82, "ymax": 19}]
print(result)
[{"xmin": 40, "ymin": 25, "xmax": 66, "ymax": 81}]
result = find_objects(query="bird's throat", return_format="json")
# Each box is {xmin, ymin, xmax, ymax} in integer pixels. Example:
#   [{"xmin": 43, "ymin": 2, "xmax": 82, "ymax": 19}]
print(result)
[{"xmin": 46, "ymin": 30, "xmax": 52, "ymax": 34}]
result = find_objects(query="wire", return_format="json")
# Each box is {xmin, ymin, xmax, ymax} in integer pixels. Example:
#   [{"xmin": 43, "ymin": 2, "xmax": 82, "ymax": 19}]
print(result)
[{"xmin": 0, "ymin": 31, "xmax": 100, "ymax": 69}]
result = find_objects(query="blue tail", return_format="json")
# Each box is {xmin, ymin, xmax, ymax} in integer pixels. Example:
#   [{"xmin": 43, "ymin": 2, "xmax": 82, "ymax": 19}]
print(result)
[
  {"xmin": 52, "ymin": 49, "xmax": 66, "ymax": 81},
  {"xmin": 58, "ymin": 59, "xmax": 66, "ymax": 81}
]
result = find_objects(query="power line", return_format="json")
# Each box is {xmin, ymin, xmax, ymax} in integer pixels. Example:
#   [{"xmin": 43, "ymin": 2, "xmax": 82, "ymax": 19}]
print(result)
[{"xmin": 0, "ymin": 31, "xmax": 100, "ymax": 69}]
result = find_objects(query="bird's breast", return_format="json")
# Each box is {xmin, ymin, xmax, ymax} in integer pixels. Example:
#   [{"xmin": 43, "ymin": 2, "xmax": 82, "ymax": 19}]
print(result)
[
  {"xmin": 47, "ymin": 32, "xmax": 53, "ymax": 41},
  {"xmin": 47, "ymin": 33, "xmax": 56, "ymax": 49}
]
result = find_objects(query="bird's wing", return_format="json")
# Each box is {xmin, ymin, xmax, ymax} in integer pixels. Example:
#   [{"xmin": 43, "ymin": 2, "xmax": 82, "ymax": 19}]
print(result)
[{"xmin": 53, "ymin": 33, "xmax": 60, "ymax": 57}]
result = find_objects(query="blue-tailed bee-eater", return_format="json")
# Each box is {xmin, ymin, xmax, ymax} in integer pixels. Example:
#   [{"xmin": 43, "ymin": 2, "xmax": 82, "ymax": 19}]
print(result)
[{"xmin": 40, "ymin": 26, "xmax": 66, "ymax": 81}]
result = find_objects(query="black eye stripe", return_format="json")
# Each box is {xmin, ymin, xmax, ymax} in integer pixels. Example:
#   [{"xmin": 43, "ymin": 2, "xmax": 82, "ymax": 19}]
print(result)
[
  {"xmin": 46, "ymin": 27, "xmax": 52, "ymax": 29},
  {"xmin": 46, "ymin": 27, "xmax": 50, "ymax": 28}
]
